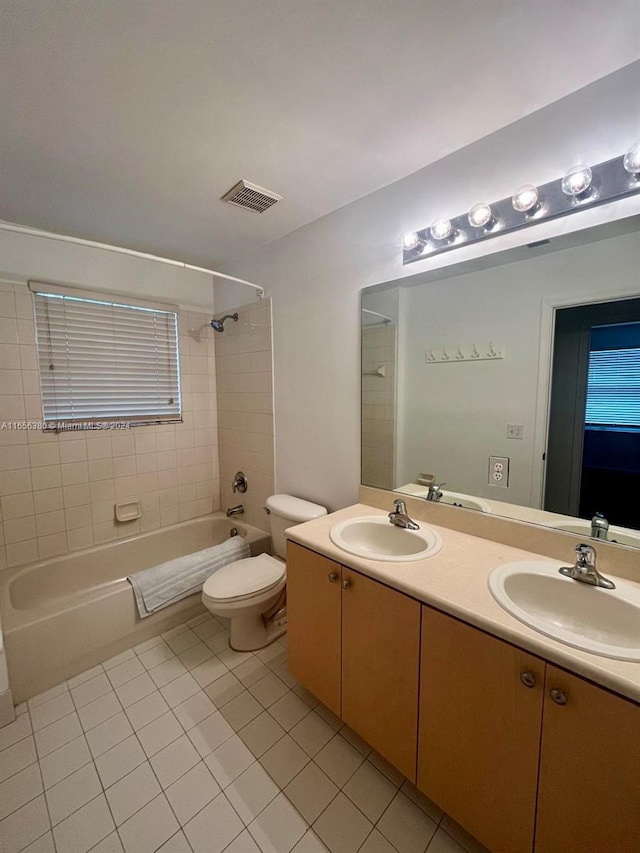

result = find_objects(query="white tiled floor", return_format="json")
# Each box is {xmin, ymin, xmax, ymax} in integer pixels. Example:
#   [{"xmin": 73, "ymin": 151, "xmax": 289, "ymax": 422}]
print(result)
[{"xmin": 0, "ymin": 614, "xmax": 490, "ymax": 853}]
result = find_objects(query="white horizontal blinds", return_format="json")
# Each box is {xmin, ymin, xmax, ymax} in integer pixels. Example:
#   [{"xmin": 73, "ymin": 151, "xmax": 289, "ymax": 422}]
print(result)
[
  {"xmin": 585, "ymin": 348, "xmax": 640, "ymax": 427},
  {"xmin": 34, "ymin": 292, "xmax": 181, "ymax": 425}
]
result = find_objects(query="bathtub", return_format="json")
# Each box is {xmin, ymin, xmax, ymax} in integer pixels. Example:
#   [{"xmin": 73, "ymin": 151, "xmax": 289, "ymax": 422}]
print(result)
[{"xmin": 0, "ymin": 514, "xmax": 270, "ymax": 703}]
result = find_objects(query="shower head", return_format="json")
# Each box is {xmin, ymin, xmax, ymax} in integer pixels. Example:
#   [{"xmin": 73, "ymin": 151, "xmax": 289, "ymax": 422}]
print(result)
[{"xmin": 210, "ymin": 313, "xmax": 239, "ymax": 332}]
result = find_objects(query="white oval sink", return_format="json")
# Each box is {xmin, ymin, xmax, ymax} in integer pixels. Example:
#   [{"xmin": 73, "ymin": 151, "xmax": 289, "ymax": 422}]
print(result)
[
  {"xmin": 489, "ymin": 561, "xmax": 640, "ymax": 661},
  {"xmin": 330, "ymin": 516, "xmax": 442, "ymax": 562},
  {"xmin": 549, "ymin": 521, "xmax": 640, "ymax": 549},
  {"xmin": 440, "ymin": 491, "xmax": 492, "ymax": 513}
]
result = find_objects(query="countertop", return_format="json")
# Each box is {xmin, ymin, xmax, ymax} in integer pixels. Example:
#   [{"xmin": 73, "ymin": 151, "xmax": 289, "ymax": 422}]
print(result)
[{"xmin": 286, "ymin": 503, "xmax": 640, "ymax": 704}]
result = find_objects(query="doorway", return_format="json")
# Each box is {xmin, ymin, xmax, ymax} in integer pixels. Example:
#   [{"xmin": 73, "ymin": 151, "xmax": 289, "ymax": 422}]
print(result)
[{"xmin": 544, "ymin": 297, "xmax": 640, "ymax": 528}]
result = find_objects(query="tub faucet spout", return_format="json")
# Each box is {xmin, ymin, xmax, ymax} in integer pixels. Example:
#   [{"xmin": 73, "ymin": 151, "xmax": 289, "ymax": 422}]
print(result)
[{"xmin": 226, "ymin": 505, "xmax": 244, "ymax": 517}]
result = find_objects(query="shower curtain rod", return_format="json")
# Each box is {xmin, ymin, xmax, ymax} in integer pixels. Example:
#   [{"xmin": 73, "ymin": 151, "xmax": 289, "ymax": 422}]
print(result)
[
  {"xmin": 361, "ymin": 308, "xmax": 392, "ymax": 324},
  {"xmin": 0, "ymin": 221, "xmax": 265, "ymax": 298}
]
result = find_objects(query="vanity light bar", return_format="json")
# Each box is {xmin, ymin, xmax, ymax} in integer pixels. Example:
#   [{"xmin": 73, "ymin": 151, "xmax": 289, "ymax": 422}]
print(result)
[{"xmin": 401, "ymin": 146, "xmax": 640, "ymax": 265}]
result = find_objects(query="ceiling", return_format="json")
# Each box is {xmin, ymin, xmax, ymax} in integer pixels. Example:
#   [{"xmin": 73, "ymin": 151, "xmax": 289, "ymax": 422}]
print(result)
[{"xmin": 1, "ymin": 0, "xmax": 638, "ymax": 270}]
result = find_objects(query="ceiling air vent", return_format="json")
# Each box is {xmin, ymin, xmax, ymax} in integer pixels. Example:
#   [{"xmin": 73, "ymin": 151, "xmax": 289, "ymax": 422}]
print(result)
[{"xmin": 221, "ymin": 180, "xmax": 282, "ymax": 213}]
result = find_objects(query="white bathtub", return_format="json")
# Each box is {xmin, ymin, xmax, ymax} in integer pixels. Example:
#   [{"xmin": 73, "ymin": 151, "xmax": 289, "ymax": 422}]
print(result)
[{"xmin": 0, "ymin": 514, "xmax": 270, "ymax": 702}]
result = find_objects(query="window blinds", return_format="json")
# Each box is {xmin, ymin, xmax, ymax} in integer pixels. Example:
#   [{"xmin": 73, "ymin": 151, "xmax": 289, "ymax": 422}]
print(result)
[
  {"xmin": 33, "ymin": 289, "xmax": 181, "ymax": 426},
  {"xmin": 585, "ymin": 348, "xmax": 640, "ymax": 428}
]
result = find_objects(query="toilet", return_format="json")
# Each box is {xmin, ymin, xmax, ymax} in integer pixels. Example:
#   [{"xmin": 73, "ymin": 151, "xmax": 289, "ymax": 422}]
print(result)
[{"xmin": 202, "ymin": 494, "xmax": 327, "ymax": 651}]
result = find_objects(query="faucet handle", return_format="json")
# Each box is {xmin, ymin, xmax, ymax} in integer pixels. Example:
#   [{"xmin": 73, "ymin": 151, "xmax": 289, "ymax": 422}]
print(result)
[
  {"xmin": 392, "ymin": 499, "xmax": 407, "ymax": 514},
  {"xmin": 575, "ymin": 543, "xmax": 596, "ymax": 567}
]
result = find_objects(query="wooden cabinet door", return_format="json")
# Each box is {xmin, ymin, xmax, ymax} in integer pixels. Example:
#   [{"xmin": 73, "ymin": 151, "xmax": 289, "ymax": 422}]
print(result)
[
  {"xmin": 536, "ymin": 666, "xmax": 640, "ymax": 853},
  {"xmin": 341, "ymin": 568, "xmax": 421, "ymax": 781},
  {"xmin": 418, "ymin": 606, "xmax": 544, "ymax": 853},
  {"xmin": 286, "ymin": 542, "xmax": 342, "ymax": 716}
]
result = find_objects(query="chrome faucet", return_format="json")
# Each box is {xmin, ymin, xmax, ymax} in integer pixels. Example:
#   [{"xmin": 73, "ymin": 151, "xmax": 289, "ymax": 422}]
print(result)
[
  {"xmin": 590, "ymin": 512, "xmax": 609, "ymax": 540},
  {"xmin": 559, "ymin": 543, "xmax": 616, "ymax": 589},
  {"xmin": 389, "ymin": 499, "xmax": 420, "ymax": 530},
  {"xmin": 426, "ymin": 482, "xmax": 446, "ymax": 502},
  {"xmin": 226, "ymin": 505, "xmax": 244, "ymax": 517}
]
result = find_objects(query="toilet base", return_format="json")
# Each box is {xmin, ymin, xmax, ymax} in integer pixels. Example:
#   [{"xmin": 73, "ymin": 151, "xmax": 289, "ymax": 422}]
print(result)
[{"xmin": 229, "ymin": 611, "xmax": 287, "ymax": 652}]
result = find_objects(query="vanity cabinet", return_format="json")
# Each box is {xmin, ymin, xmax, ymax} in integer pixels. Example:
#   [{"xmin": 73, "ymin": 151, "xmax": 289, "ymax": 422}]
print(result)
[{"xmin": 286, "ymin": 543, "xmax": 421, "ymax": 779}]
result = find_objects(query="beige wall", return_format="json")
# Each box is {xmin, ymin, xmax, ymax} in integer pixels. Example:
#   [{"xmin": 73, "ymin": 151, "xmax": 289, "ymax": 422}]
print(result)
[
  {"xmin": 0, "ymin": 281, "xmax": 220, "ymax": 569},
  {"xmin": 215, "ymin": 299, "xmax": 275, "ymax": 530}
]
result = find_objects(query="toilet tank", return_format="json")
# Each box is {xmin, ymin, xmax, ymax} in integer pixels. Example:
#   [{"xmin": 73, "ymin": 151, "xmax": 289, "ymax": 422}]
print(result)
[{"xmin": 266, "ymin": 494, "xmax": 327, "ymax": 558}]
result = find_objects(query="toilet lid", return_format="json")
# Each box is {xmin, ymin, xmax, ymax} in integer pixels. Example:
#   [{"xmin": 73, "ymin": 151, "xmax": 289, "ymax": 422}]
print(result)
[{"xmin": 202, "ymin": 554, "xmax": 285, "ymax": 603}]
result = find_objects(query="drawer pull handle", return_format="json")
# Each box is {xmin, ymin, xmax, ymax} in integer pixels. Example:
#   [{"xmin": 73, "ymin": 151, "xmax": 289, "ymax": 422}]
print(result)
[
  {"xmin": 550, "ymin": 688, "xmax": 567, "ymax": 706},
  {"xmin": 342, "ymin": 579, "xmax": 351, "ymax": 589},
  {"xmin": 520, "ymin": 672, "xmax": 536, "ymax": 688},
  {"xmin": 328, "ymin": 572, "xmax": 338, "ymax": 583}
]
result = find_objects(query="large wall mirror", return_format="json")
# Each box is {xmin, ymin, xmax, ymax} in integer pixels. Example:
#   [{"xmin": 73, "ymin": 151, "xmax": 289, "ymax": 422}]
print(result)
[{"xmin": 361, "ymin": 215, "xmax": 640, "ymax": 549}]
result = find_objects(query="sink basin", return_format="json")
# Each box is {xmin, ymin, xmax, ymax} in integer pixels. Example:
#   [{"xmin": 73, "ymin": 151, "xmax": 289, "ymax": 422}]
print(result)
[
  {"xmin": 549, "ymin": 521, "xmax": 640, "ymax": 549},
  {"xmin": 330, "ymin": 516, "xmax": 442, "ymax": 562},
  {"xmin": 395, "ymin": 485, "xmax": 491, "ymax": 513},
  {"xmin": 489, "ymin": 561, "xmax": 640, "ymax": 661}
]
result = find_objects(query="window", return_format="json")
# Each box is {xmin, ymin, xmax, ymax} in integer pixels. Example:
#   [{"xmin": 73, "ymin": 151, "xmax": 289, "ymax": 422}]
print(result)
[
  {"xmin": 31, "ymin": 282, "xmax": 181, "ymax": 428},
  {"xmin": 585, "ymin": 346, "xmax": 640, "ymax": 428}
]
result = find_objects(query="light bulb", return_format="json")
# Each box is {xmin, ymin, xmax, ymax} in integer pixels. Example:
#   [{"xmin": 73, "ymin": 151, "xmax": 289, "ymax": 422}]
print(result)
[
  {"xmin": 468, "ymin": 203, "xmax": 493, "ymax": 229},
  {"xmin": 562, "ymin": 164, "xmax": 592, "ymax": 197},
  {"xmin": 623, "ymin": 142, "xmax": 640, "ymax": 175},
  {"xmin": 401, "ymin": 231, "xmax": 421, "ymax": 251},
  {"xmin": 512, "ymin": 184, "xmax": 539, "ymax": 213},
  {"xmin": 430, "ymin": 218, "xmax": 454, "ymax": 241}
]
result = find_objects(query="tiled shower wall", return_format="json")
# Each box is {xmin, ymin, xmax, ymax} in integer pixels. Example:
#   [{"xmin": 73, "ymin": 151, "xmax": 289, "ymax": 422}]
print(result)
[
  {"xmin": 361, "ymin": 324, "xmax": 396, "ymax": 490},
  {"xmin": 215, "ymin": 299, "xmax": 275, "ymax": 530},
  {"xmin": 0, "ymin": 280, "xmax": 220, "ymax": 569}
]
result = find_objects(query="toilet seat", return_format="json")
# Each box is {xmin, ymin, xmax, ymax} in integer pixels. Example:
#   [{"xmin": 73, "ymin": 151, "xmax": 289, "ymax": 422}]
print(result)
[{"xmin": 202, "ymin": 554, "xmax": 285, "ymax": 604}]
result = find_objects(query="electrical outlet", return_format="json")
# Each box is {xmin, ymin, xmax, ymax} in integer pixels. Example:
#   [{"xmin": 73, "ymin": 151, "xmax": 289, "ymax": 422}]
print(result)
[
  {"xmin": 489, "ymin": 456, "xmax": 510, "ymax": 487},
  {"xmin": 507, "ymin": 424, "xmax": 524, "ymax": 440}
]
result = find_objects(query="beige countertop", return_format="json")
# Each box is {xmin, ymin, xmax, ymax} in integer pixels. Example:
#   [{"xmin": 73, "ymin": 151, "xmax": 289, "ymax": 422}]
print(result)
[{"xmin": 286, "ymin": 503, "xmax": 640, "ymax": 704}]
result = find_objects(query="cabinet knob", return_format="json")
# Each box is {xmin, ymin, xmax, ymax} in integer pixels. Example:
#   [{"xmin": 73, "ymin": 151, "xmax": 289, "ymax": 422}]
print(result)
[
  {"xmin": 342, "ymin": 579, "xmax": 351, "ymax": 589},
  {"xmin": 328, "ymin": 572, "xmax": 338, "ymax": 583},
  {"xmin": 520, "ymin": 672, "xmax": 536, "ymax": 688},
  {"xmin": 550, "ymin": 688, "xmax": 567, "ymax": 706}
]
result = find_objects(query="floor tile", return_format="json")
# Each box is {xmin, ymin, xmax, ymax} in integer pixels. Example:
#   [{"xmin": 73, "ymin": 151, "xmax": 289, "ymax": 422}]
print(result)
[
  {"xmin": 339, "ymin": 727, "xmax": 372, "ymax": 758},
  {"xmin": 118, "ymin": 792, "xmax": 180, "ymax": 853},
  {"xmin": 313, "ymin": 705, "xmax": 341, "ymax": 732},
  {"xmin": 206, "ymin": 629, "xmax": 231, "ymax": 654},
  {"xmin": 221, "ymin": 690, "xmax": 264, "ymax": 730},
  {"xmin": 343, "ymin": 761, "xmax": 397, "ymax": 822},
  {"xmin": 165, "ymin": 628, "xmax": 200, "ymax": 655},
  {"xmin": 268, "ymin": 693, "xmax": 310, "ymax": 732},
  {"xmin": 39, "ymin": 735, "xmax": 92, "ymax": 789},
  {"xmin": 226, "ymin": 762, "xmax": 280, "ymax": 823},
  {"xmin": 205, "ymin": 671, "xmax": 245, "ymax": 707},
  {"xmin": 95, "ymin": 735, "xmax": 146, "ymax": 788},
  {"xmin": 193, "ymin": 619, "xmax": 226, "ymax": 643},
  {"xmin": 272, "ymin": 664, "xmax": 297, "ymax": 689},
  {"xmin": 292, "ymin": 829, "xmax": 330, "ymax": 853},
  {"xmin": 137, "ymin": 711, "xmax": 184, "ymax": 758},
  {"xmin": 204, "ymin": 734, "xmax": 256, "ymax": 788},
  {"xmin": 369, "ymin": 752, "xmax": 404, "ymax": 787},
  {"xmin": 225, "ymin": 828, "xmax": 262, "ymax": 853},
  {"xmin": 438, "ymin": 817, "xmax": 490, "ymax": 853},
  {"xmin": 67, "ymin": 665, "xmax": 105, "ymax": 689},
  {"xmin": 85, "ymin": 711, "xmax": 133, "ymax": 757},
  {"xmin": 134, "ymin": 635, "xmax": 164, "ymax": 655},
  {"xmin": 248, "ymin": 792, "xmax": 308, "ymax": 853},
  {"xmin": 250, "ymin": 673, "xmax": 290, "ymax": 709},
  {"xmin": 52, "ymin": 794, "xmax": 115, "ymax": 853},
  {"xmin": 78, "ymin": 692, "xmax": 122, "ymax": 732},
  {"xmin": 218, "ymin": 647, "xmax": 255, "ymax": 670},
  {"xmin": 138, "ymin": 642, "xmax": 175, "ymax": 670},
  {"xmin": 21, "ymin": 830, "xmax": 56, "ymax": 852},
  {"xmin": 0, "ymin": 735, "xmax": 37, "ymax": 783},
  {"xmin": 178, "ymin": 641, "xmax": 213, "ymax": 671},
  {"xmin": 359, "ymin": 829, "xmax": 397, "ymax": 853},
  {"xmin": 157, "ymin": 829, "xmax": 192, "ymax": 852},
  {"xmin": 184, "ymin": 791, "xmax": 244, "ymax": 853},
  {"xmin": 256, "ymin": 642, "xmax": 287, "ymax": 668},
  {"xmin": 290, "ymin": 713, "xmax": 335, "ymax": 758},
  {"xmin": 192, "ymin": 655, "xmax": 228, "ymax": 688},
  {"xmin": 0, "ymin": 762, "xmax": 42, "ymax": 821},
  {"xmin": 173, "ymin": 691, "xmax": 217, "ymax": 731},
  {"xmin": 0, "ymin": 795, "xmax": 51, "ymax": 853},
  {"xmin": 188, "ymin": 711, "xmax": 235, "ymax": 757},
  {"xmin": 150, "ymin": 734, "xmax": 201, "ymax": 788},
  {"xmin": 30, "ymin": 692, "xmax": 76, "ymax": 731},
  {"xmin": 28, "ymin": 682, "xmax": 68, "ymax": 709},
  {"xmin": 187, "ymin": 612, "xmax": 213, "ymax": 628},
  {"xmin": 313, "ymin": 793, "xmax": 373, "ymax": 853},
  {"xmin": 70, "ymin": 673, "xmax": 113, "ymax": 709},
  {"xmin": 0, "ymin": 712, "xmax": 32, "ymax": 751},
  {"xmin": 34, "ymin": 712, "xmax": 83, "ymax": 758},
  {"xmin": 291, "ymin": 685, "xmax": 319, "ymax": 710},
  {"xmin": 125, "ymin": 690, "xmax": 170, "ymax": 730},
  {"xmin": 260, "ymin": 735, "xmax": 309, "ymax": 789},
  {"xmin": 45, "ymin": 762, "xmax": 102, "ymax": 825},
  {"xmin": 102, "ymin": 648, "xmax": 136, "ymax": 671},
  {"xmin": 165, "ymin": 760, "xmax": 220, "ymax": 824},
  {"xmin": 239, "ymin": 712, "xmax": 286, "ymax": 758},
  {"xmin": 235, "ymin": 657, "xmax": 270, "ymax": 687},
  {"xmin": 284, "ymin": 762, "xmax": 338, "ymax": 824},
  {"xmin": 115, "ymin": 672, "xmax": 157, "ymax": 707},
  {"xmin": 105, "ymin": 657, "xmax": 145, "ymax": 688},
  {"xmin": 160, "ymin": 672, "xmax": 201, "ymax": 708},
  {"xmin": 150, "ymin": 657, "xmax": 189, "ymax": 688},
  {"xmin": 377, "ymin": 791, "xmax": 438, "ymax": 853},
  {"xmin": 401, "ymin": 780, "xmax": 444, "ymax": 824},
  {"xmin": 90, "ymin": 831, "xmax": 125, "ymax": 852},
  {"xmin": 106, "ymin": 762, "xmax": 161, "ymax": 825},
  {"xmin": 426, "ymin": 829, "xmax": 469, "ymax": 853}
]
